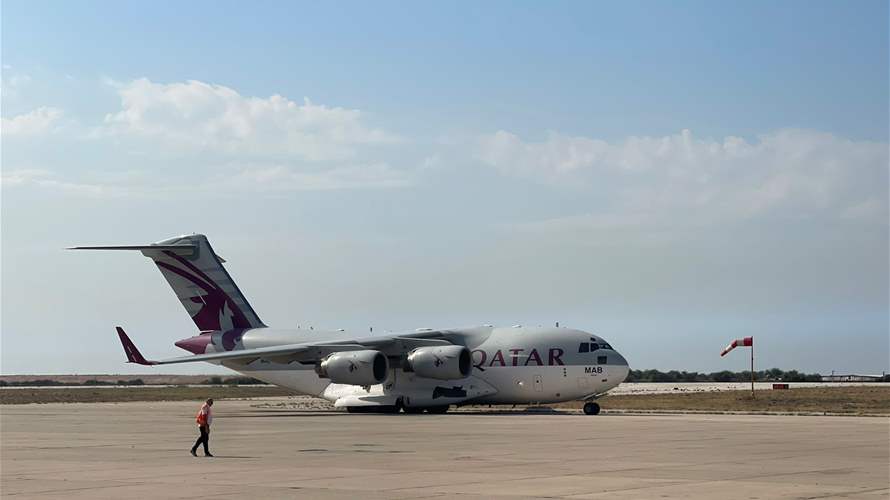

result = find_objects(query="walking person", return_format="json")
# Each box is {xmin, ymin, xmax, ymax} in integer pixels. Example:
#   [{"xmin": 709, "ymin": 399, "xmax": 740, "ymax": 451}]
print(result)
[{"xmin": 190, "ymin": 398, "xmax": 214, "ymax": 457}]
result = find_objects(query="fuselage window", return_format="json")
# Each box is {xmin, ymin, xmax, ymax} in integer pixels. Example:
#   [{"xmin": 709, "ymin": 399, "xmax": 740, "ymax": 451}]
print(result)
[
  {"xmin": 578, "ymin": 342, "xmax": 589, "ymax": 353},
  {"xmin": 597, "ymin": 355, "xmax": 608, "ymax": 364}
]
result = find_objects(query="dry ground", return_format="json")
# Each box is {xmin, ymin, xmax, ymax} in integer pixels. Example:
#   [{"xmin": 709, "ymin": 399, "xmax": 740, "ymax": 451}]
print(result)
[
  {"xmin": 2, "ymin": 385, "xmax": 888, "ymax": 414},
  {"xmin": 2, "ymin": 400, "xmax": 888, "ymax": 499}
]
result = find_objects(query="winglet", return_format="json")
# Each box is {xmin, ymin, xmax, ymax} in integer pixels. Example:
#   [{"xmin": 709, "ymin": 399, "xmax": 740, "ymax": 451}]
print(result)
[{"xmin": 116, "ymin": 327, "xmax": 156, "ymax": 365}]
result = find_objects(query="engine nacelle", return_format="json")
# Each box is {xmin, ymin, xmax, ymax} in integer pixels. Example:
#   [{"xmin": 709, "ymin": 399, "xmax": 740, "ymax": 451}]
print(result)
[
  {"xmin": 316, "ymin": 350, "xmax": 389, "ymax": 386},
  {"xmin": 404, "ymin": 345, "xmax": 471, "ymax": 380}
]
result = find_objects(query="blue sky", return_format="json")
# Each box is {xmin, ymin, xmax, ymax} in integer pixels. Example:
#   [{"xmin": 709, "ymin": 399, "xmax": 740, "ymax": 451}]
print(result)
[
  {"xmin": 4, "ymin": 1, "xmax": 887, "ymax": 139},
  {"xmin": 2, "ymin": 1, "xmax": 888, "ymax": 375}
]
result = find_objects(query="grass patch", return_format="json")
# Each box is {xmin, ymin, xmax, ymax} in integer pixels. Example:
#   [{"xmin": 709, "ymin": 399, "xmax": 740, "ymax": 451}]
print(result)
[
  {"xmin": 3, "ymin": 385, "xmax": 888, "ymax": 415},
  {"xmin": 558, "ymin": 386, "xmax": 890, "ymax": 415},
  {"xmin": 0, "ymin": 386, "xmax": 291, "ymax": 405}
]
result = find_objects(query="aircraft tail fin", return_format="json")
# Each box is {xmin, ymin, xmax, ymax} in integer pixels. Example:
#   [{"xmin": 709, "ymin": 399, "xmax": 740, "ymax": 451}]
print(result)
[{"xmin": 72, "ymin": 234, "xmax": 265, "ymax": 332}]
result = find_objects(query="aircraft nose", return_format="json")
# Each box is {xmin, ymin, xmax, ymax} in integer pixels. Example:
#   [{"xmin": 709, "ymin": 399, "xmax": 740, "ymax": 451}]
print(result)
[{"xmin": 611, "ymin": 351, "xmax": 630, "ymax": 382}]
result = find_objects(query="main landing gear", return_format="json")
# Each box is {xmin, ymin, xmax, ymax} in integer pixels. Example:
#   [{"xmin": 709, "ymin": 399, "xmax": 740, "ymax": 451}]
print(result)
[{"xmin": 582, "ymin": 402, "xmax": 601, "ymax": 415}]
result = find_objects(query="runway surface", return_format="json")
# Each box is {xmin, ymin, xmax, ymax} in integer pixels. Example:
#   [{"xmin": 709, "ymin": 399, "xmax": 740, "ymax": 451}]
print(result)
[{"xmin": 2, "ymin": 399, "xmax": 888, "ymax": 499}]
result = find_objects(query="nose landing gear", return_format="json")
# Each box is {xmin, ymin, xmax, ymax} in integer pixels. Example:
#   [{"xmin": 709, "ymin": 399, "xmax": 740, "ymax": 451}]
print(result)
[{"xmin": 582, "ymin": 402, "xmax": 601, "ymax": 415}]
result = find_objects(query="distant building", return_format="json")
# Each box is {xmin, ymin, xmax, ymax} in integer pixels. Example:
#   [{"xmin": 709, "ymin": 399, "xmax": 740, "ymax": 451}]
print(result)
[{"xmin": 820, "ymin": 374, "xmax": 884, "ymax": 382}]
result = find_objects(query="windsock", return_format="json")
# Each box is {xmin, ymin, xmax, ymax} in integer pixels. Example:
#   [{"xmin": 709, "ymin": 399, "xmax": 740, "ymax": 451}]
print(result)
[{"xmin": 720, "ymin": 336, "xmax": 753, "ymax": 356}]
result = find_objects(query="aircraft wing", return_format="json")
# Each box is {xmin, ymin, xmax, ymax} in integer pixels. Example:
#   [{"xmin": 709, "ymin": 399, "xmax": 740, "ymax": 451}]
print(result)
[{"xmin": 115, "ymin": 327, "xmax": 455, "ymax": 366}]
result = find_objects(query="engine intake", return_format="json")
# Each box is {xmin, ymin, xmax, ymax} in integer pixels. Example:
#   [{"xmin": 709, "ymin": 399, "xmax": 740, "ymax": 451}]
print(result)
[
  {"xmin": 316, "ymin": 350, "xmax": 389, "ymax": 386},
  {"xmin": 404, "ymin": 345, "xmax": 471, "ymax": 380}
]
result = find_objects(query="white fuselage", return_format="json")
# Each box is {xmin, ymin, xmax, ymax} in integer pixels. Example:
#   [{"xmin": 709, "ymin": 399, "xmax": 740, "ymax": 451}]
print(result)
[{"xmin": 209, "ymin": 325, "xmax": 629, "ymax": 407}]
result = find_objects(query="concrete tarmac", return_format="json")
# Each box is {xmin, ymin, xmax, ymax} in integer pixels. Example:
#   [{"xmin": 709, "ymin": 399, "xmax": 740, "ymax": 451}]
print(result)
[{"xmin": 2, "ymin": 399, "xmax": 888, "ymax": 499}]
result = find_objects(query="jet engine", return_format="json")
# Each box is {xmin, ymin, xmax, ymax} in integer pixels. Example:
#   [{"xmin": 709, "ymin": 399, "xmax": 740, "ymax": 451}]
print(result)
[
  {"xmin": 316, "ymin": 350, "xmax": 389, "ymax": 386},
  {"xmin": 404, "ymin": 345, "xmax": 471, "ymax": 380}
]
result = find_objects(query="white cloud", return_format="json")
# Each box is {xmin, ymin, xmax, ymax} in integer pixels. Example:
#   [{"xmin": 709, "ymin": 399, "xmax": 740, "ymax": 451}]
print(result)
[
  {"xmin": 479, "ymin": 129, "xmax": 888, "ymax": 225},
  {"xmin": 478, "ymin": 130, "xmax": 609, "ymax": 178},
  {"xmin": 1, "ymin": 162, "xmax": 411, "ymax": 198},
  {"xmin": 840, "ymin": 198, "xmax": 885, "ymax": 220},
  {"xmin": 0, "ymin": 169, "xmax": 123, "ymax": 197},
  {"xmin": 0, "ymin": 168, "xmax": 52, "ymax": 186},
  {"xmin": 2, "ymin": 78, "xmax": 416, "ymax": 196},
  {"xmin": 100, "ymin": 78, "xmax": 399, "ymax": 161},
  {"xmin": 219, "ymin": 163, "xmax": 412, "ymax": 191},
  {"xmin": 1, "ymin": 107, "xmax": 64, "ymax": 137},
  {"xmin": 0, "ymin": 70, "xmax": 32, "ymax": 100}
]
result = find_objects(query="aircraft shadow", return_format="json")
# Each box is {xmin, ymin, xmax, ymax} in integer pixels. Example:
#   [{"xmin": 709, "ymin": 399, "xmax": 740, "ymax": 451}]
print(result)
[{"xmin": 229, "ymin": 408, "xmax": 577, "ymax": 418}]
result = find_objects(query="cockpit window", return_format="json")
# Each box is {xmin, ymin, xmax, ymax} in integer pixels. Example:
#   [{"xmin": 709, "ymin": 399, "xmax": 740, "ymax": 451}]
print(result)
[
  {"xmin": 591, "ymin": 339, "xmax": 612, "ymax": 350},
  {"xmin": 580, "ymin": 341, "xmax": 612, "ymax": 354}
]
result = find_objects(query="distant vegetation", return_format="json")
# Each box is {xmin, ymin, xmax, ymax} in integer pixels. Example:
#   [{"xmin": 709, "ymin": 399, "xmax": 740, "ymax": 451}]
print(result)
[
  {"xmin": 201, "ymin": 376, "xmax": 268, "ymax": 385},
  {"xmin": 1, "ymin": 379, "xmax": 64, "ymax": 387},
  {"xmin": 2, "ymin": 370, "xmax": 887, "ymax": 388},
  {"xmin": 0, "ymin": 376, "xmax": 266, "ymax": 387},
  {"xmin": 0, "ymin": 378, "xmax": 147, "ymax": 387},
  {"xmin": 625, "ymin": 368, "xmax": 890, "ymax": 383}
]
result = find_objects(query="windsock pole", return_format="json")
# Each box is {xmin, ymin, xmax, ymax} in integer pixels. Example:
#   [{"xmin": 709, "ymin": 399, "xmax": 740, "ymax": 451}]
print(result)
[
  {"xmin": 720, "ymin": 336, "xmax": 755, "ymax": 398},
  {"xmin": 750, "ymin": 341, "xmax": 754, "ymax": 398}
]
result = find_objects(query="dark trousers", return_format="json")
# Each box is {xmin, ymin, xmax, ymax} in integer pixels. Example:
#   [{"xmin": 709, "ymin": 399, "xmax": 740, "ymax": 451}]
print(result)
[{"xmin": 191, "ymin": 425, "xmax": 210, "ymax": 455}]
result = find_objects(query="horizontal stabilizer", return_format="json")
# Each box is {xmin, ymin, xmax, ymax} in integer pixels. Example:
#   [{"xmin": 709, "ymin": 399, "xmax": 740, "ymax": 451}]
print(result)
[
  {"xmin": 69, "ymin": 244, "xmax": 196, "ymax": 250},
  {"xmin": 116, "ymin": 327, "xmax": 157, "ymax": 365}
]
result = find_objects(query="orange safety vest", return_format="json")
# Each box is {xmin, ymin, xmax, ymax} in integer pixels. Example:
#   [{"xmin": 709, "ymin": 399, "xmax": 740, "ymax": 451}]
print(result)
[{"xmin": 195, "ymin": 404, "xmax": 210, "ymax": 426}]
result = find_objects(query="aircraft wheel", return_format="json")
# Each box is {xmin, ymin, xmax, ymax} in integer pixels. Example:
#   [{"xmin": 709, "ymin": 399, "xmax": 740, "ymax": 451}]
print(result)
[
  {"xmin": 582, "ymin": 402, "xmax": 600, "ymax": 415},
  {"xmin": 403, "ymin": 407, "xmax": 424, "ymax": 414},
  {"xmin": 426, "ymin": 405, "xmax": 449, "ymax": 414}
]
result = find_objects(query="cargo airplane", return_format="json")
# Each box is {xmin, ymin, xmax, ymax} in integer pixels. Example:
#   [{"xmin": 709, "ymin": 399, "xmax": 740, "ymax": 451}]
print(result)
[{"xmin": 72, "ymin": 234, "xmax": 629, "ymax": 415}]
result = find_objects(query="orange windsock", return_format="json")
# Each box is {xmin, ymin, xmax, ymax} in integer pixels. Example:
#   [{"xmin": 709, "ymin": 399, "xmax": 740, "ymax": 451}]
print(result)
[{"xmin": 720, "ymin": 336, "xmax": 753, "ymax": 356}]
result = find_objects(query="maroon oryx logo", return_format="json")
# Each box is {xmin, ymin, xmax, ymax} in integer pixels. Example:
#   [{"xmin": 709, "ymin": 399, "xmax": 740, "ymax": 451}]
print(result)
[{"xmin": 156, "ymin": 250, "xmax": 252, "ymax": 332}]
